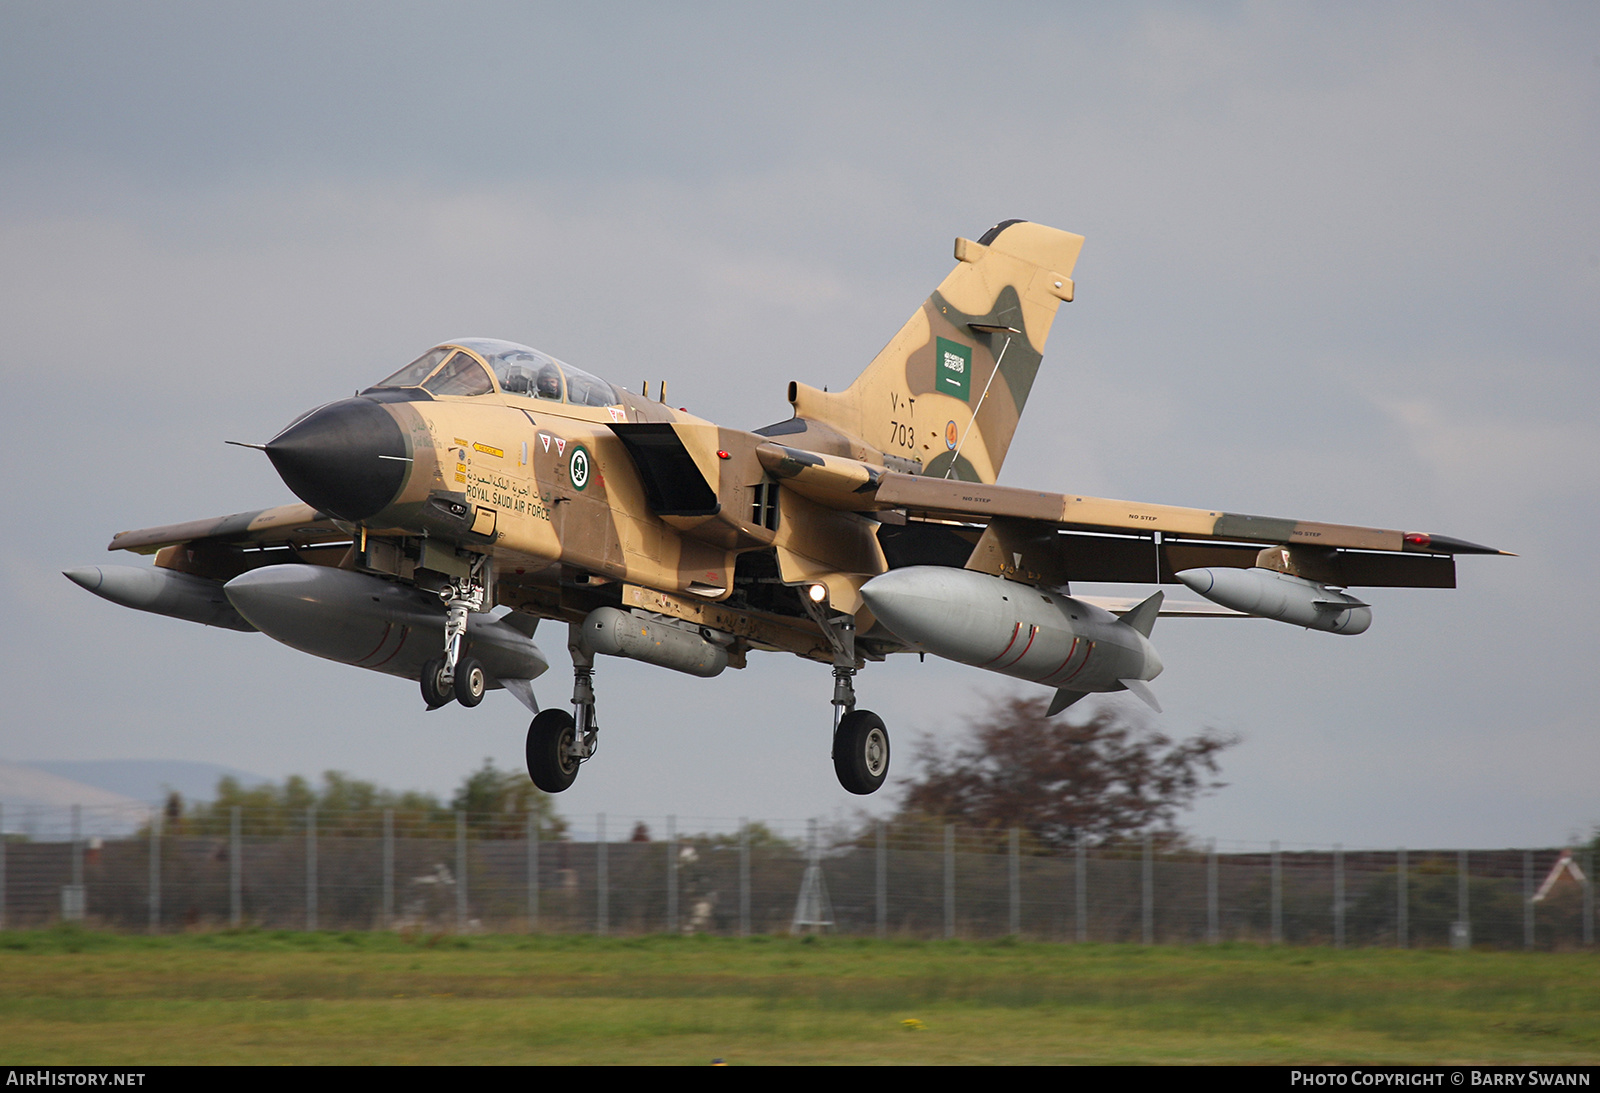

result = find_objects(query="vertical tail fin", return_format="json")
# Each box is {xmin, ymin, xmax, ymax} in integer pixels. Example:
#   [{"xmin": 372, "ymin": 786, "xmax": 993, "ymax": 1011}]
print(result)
[{"xmin": 787, "ymin": 220, "xmax": 1083, "ymax": 483}]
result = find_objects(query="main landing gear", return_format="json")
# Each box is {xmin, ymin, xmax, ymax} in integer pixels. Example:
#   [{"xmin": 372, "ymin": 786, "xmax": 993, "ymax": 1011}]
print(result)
[
  {"xmin": 526, "ymin": 622, "xmax": 599, "ymax": 793},
  {"xmin": 526, "ymin": 708, "xmax": 580, "ymax": 792},
  {"xmin": 421, "ymin": 567, "xmax": 488, "ymax": 710},
  {"xmin": 827, "ymin": 664, "xmax": 890, "ymax": 795},
  {"xmin": 800, "ymin": 592, "xmax": 892, "ymax": 796}
]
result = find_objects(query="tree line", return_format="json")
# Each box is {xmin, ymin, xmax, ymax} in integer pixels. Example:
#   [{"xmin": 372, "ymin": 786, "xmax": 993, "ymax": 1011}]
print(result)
[
  {"xmin": 155, "ymin": 759, "xmax": 565, "ymax": 840},
  {"xmin": 155, "ymin": 695, "xmax": 1236, "ymax": 848}
]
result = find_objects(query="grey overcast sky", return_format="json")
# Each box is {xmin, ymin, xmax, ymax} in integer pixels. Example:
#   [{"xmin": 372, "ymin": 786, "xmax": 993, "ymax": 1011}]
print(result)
[{"xmin": 3, "ymin": 3, "xmax": 1596, "ymax": 846}]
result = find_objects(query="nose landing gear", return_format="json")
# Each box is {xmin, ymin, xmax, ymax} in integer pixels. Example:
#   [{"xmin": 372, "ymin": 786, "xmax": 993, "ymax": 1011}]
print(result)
[
  {"xmin": 421, "ymin": 656, "xmax": 452, "ymax": 709},
  {"xmin": 420, "ymin": 563, "xmax": 488, "ymax": 709}
]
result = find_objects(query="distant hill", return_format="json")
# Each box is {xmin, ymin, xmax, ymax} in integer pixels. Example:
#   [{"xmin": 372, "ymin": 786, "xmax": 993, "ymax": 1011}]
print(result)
[
  {"xmin": 0, "ymin": 762, "xmax": 145, "ymax": 811},
  {"xmin": 0, "ymin": 762, "xmax": 150, "ymax": 837},
  {"xmin": 7, "ymin": 759, "xmax": 268, "ymax": 807}
]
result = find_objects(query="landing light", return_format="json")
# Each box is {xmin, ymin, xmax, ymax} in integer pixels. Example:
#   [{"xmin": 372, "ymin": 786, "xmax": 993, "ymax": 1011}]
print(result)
[{"xmin": 808, "ymin": 583, "xmax": 828, "ymax": 603}]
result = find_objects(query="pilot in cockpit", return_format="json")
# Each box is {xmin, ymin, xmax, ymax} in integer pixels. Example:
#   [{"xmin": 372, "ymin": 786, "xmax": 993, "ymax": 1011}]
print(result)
[{"xmin": 534, "ymin": 364, "xmax": 563, "ymax": 401}]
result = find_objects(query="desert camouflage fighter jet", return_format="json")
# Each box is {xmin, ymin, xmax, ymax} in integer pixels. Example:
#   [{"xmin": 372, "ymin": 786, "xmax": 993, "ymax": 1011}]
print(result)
[{"xmin": 66, "ymin": 220, "xmax": 1507, "ymax": 795}]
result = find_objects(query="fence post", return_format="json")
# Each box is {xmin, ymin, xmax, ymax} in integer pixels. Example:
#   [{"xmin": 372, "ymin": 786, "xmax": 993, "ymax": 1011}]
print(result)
[
  {"xmin": 71, "ymin": 804, "xmax": 82, "ymax": 889},
  {"xmin": 1580, "ymin": 844, "xmax": 1593, "ymax": 947},
  {"xmin": 382, "ymin": 809, "xmax": 394, "ymax": 930},
  {"xmin": 1397, "ymin": 847, "xmax": 1408, "ymax": 949},
  {"xmin": 1009, "ymin": 828, "xmax": 1021, "ymax": 937},
  {"xmin": 666, "ymin": 815, "xmax": 677, "ymax": 935},
  {"xmin": 1524, "ymin": 850, "xmax": 1534, "ymax": 951},
  {"xmin": 526, "ymin": 809, "xmax": 538, "ymax": 933},
  {"xmin": 1271, "ymin": 841, "xmax": 1282, "ymax": 945},
  {"xmin": 230, "ymin": 806, "xmax": 242, "ymax": 929},
  {"xmin": 1141, "ymin": 833, "xmax": 1153, "ymax": 945},
  {"xmin": 596, "ymin": 812, "xmax": 607, "ymax": 936},
  {"xmin": 307, "ymin": 806, "xmax": 318, "ymax": 931},
  {"xmin": 943, "ymin": 824, "xmax": 955, "ymax": 940},
  {"xmin": 1454, "ymin": 849, "xmax": 1471, "ymax": 949},
  {"xmin": 1206, "ymin": 839, "xmax": 1218, "ymax": 944},
  {"xmin": 1075, "ymin": 837, "xmax": 1087, "ymax": 943},
  {"xmin": 148, "ymin": 807, "xmax": 160, "ymax": 933},
  {"xmin": 739, "ymin": 818, "xmax": 750, "ymax": 937},
  {"xmin": 65, "ymin": 803, "xmax": 84, "ymax": 922},
  {"xmin": 1333, "ymin": 844, "xmax": 1344, "ymax": 949},
  {"xmin": 876, "ymin": 820, "xmax": 887, "ymax": 940},
  {"xmin": 455, "ymin": 810, "xmax": 467, "ymax": 931}
]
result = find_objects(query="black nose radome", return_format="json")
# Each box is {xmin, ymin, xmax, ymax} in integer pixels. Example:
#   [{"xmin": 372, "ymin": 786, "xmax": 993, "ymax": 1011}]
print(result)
[{"xmin": 265, "ymin": 397, "xmax": 407, "ymax": 521}]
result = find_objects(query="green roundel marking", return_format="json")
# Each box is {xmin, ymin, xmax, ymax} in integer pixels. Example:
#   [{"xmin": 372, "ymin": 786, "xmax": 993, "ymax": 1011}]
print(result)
[{"xmin": 569, "ymin": 445, "xmax": 592, "ymax": 491}]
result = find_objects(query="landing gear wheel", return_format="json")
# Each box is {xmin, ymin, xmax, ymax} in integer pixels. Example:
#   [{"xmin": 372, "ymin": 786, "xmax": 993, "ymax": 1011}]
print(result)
[
  {"xmin": 454, "ymin": 656, "xmax": 486, "ymax": 708},
  {"xmin": 833, "ymin": 709, "xmax": 890, "ymax": 795},
  {"xmin": 420, "ymin": 657, "xmax": 454, "ymax": 709},
  {"xmin": 527, "ymin": 709, "xmax": 580, "ymax": 792}
]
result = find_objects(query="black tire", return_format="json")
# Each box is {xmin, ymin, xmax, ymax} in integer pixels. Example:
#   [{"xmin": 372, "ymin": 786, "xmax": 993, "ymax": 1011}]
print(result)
[
  {"xmin": 454, "ymin": 656, "xmax": 486, "ymax": 708},
  {"xmin": 832, "ymin": 709, "xmax": 890, "ymax": 795},
  {"xmin": 527, "ymin": 709, "xmax": 580, "ymax": 792},
  {"xmin": 420, "ymin": 656, "xmax": 453, "ymax": 709}
]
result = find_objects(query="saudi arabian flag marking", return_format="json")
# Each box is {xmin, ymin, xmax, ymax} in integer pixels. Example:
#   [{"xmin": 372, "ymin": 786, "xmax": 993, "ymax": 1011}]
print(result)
[
  {"xmin": 569, "ymin": 445, "xmax": 591, "ymax": 491},
  {"xmin": 937, "ymin": 337, "xmax": 971, "ymax": 401}
]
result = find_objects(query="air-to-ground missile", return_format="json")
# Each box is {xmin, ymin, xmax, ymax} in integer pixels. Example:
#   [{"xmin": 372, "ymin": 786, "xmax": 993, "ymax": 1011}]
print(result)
[
  {"xmin": 859, "ymin": 566, "xmax": 1164, "ymax": 709},
  {"xmin": 63, "ymin": 565, "xmax": 257, "ymax": 632},
  {"xmin": 222, "ymin": 564, "xmax": 549, "ymax": 687},
  {"xmin": 1174, "ymin": 567, "xmax": 1371, "ymax": 635},
  {"xmin": 581, "ymin": 606, "xmax": 729, "ymax": 678}
]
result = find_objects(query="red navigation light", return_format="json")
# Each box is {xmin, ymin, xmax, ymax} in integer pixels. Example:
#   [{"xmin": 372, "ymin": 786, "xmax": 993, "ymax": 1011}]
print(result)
[
  {"xmin": 716, "ymin": 450, "xmax": 731, "ymax": 460},
  {"xmin": 1403, "ymin": 532, "xmax": 1431, "ymax": 547}
]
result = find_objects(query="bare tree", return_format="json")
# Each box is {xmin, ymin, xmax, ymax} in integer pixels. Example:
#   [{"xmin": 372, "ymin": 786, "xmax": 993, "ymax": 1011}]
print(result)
[{"xmin": 897, "ymin": 695, "xmax": 1237, "ymax": 848}]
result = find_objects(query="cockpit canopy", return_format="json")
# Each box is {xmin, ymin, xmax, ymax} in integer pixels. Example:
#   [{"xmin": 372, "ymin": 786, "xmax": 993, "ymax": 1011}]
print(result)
[{"xmin": 367, "ymin": 339, "xmax": 619, "ymax": 407}]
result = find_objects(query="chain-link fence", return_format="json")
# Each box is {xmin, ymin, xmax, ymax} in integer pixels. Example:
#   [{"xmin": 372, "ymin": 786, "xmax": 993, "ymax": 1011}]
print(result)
[{"xmin": 1, "ymin": 803, "xmax": 1593, "ymax": 948}]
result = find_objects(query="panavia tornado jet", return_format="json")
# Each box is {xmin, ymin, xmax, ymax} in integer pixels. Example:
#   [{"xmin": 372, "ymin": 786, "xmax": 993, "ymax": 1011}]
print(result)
[{"xmin": 66, "ymin": 220, "xmax": 1507, "ymax": 796}]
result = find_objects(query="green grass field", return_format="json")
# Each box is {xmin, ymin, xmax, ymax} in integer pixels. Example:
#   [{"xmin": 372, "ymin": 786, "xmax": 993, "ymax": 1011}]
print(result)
[{"xmin": 1, "ymin": 927, "xmax": 1596, "ymax": 1065}]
